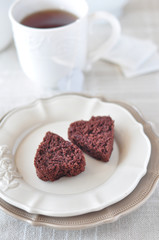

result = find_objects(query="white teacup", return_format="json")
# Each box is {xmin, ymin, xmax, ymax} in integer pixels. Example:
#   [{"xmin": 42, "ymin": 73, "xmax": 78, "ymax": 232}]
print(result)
[{"xmin": 9, "ymin": 0, "xmax": 121, "ymax": 89}]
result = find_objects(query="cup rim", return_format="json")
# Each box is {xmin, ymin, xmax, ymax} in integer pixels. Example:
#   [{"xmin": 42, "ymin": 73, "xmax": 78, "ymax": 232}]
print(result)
[{"xmin": 9, "ymin": 0, "xmax": 88, "ymax": 32}]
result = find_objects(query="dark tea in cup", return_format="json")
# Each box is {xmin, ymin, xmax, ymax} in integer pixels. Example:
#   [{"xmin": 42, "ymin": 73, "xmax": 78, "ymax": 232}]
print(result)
[{"xmin": 21, "ymin": 9, "xmax": 78, "ymax": 28}]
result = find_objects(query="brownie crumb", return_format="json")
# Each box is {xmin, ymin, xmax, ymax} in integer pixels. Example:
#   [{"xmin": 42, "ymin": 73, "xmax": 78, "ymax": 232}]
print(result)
[
  {"xmin": 34, "ymin": 131, "xmax": 86, "ymax": 181},
  {"xmin": 68, "ymin": 116, "xmax": 114, "ymax": 162}
]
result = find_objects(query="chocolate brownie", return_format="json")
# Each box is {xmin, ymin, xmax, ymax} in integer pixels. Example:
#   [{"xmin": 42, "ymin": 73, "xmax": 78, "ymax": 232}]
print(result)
[
  {"xmin": 68, "ymin": 116, "xmax": 114, "ymax": 162},
  {"xmin": 34, "ymin": 131, "xmax": 86, "ymax": 181}
]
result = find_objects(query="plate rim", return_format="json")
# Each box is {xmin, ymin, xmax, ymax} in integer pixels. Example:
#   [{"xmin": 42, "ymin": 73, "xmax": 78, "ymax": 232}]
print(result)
[{"xmin": 0, "ymin": 93, "xmax": 158, "ymax": 229}]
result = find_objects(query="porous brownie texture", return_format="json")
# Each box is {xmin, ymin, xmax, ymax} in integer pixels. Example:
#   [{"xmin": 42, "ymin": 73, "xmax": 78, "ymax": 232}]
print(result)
[
  {"xmin": 34, "ymin": 131, "xmax": 86, "ymax": 181},
  {"xmin": 68, "ymin": 116, "xmax": 114, "ymax": 162}
]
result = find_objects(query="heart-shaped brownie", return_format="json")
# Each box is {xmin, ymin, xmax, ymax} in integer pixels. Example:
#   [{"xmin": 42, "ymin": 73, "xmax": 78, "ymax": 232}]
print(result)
[
  {"xmin": 68, "ymin": 116, "xmax": 114, "ymax": 162},
  {"xmin": 34, "ymin": 131, "xmax": 86, "ymax": 181}
]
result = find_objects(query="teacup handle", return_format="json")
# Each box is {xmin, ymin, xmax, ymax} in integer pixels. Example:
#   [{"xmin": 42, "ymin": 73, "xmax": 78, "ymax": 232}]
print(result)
[{"xmin": 87, "ymin": 11, "xmax": 121, "ymax": 69}]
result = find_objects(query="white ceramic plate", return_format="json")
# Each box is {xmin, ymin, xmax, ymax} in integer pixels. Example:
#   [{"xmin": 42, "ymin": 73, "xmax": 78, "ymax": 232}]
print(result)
[{"xmin": 0, "ymin": 94, "xmax": 151, "ymax": 217}]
